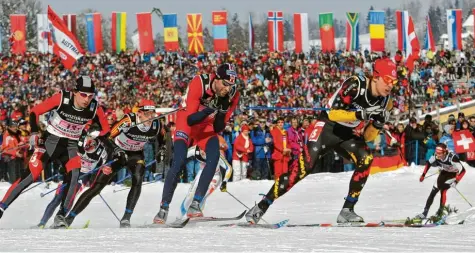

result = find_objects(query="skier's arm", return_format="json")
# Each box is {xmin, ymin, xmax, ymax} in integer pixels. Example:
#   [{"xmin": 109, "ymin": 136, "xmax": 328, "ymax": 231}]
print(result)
[
  {"xmin": 327, "ymin": 77, "xmax": 363, "ymax": 123},
  {"xmin": 186, "ymin": 77, "xmax": 213, "ymax": 126},
  {"xmin": 29, "ymin": 92, "xmax": 62, "ymax": 133},
  {"xmin": 92, "ymin": 107, "xmax": 111, "ymax": 137},
  {"xmin": 452, "ymin": 155, "xmax": 466, "ymax": 182}
]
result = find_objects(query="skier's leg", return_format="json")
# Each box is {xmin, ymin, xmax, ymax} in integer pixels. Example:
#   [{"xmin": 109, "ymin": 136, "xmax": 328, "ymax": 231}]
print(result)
[{"xmin": 121, "ymin": 154, "xmax": 145, "ymax": 227}]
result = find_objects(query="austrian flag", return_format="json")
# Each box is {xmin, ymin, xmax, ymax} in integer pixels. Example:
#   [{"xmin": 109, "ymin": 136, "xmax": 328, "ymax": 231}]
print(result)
[{"xmin": 48, "ymin": 5, "xmax": 84, "ymax": 69}]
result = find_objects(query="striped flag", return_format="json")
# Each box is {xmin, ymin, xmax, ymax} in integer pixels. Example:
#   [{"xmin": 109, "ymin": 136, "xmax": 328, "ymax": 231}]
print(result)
[
  {"xmin": 48, "ymin": 5, "xmax": 84, "ymax": 69},
  {"xmin": 346, "ymin": 12, "xmax": 359, "ymax": 51},
  {"xmin": 424, "ymin": 16, "xmax": 436, "ymax": 52},
  {"xmin": 293, "ymin": 13, "xmax": 309, "ymax": 53},
  {"xmin": 62, "ymin": 14, "xmax": 77, "ymax": 37},
  {"xmin": 369, "ymin": 11, "xmax": 385, "ymax": 52},
  {"xmin": 248, "ymin": 14, "xmax": 254, "ymax": 51},
  {"xmin": 212, "ymin": 11, "xmax": 228, "ymax": 51},
  {"xmin": 163, "ymin": 13, "xmax": 179, "ymax": 51},
  {"xmin": 85, "ymin": 13, "xmax": 103, "ymax": 53},
  {"xmin": 446, "ymin": 9, "xmax": 463, "ymax": 50},
  {"xmin": 395, "ymin": 10, "xmax": 406, "ymax": 51},
  {"xmin": 319, "ymin": 13, "xmax": 335, "ymax": 52},
  {"xmin": 187, "ymin": 13, "xmax": 204, "ymax": 54},
  {"xmin": 111, "ymin": 12, "xmax": 126, "ymax": 53},
  {"xmin": 37, "ymin": 14, "xmax": 52, "ymax": 53},
  {"xmin": 267, "ymin": 11, "xmax": 284, "ymax": 52}
]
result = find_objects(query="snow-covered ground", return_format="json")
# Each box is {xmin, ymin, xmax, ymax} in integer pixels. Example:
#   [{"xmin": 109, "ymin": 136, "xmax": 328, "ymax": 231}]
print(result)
[{"xmin": 1, "ymin": 165, "xmax": 475, "ymax": 252}]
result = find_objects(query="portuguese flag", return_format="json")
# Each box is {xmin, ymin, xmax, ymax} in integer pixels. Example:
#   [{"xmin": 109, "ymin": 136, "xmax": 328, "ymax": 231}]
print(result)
[{"xmin": 319, "ymin": 13, "xmax": 335, "ymax": 52}]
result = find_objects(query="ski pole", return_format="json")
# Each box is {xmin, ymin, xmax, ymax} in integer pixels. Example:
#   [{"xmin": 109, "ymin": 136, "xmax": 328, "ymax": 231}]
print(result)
[
  {"xmin": 226, "ymin": 190, "xmax": 269, "ymax": 224},
  {"xmin": 454, "ymin": 187, "xmax": 473, "ymax": 208},
  {"xmin": 425, "ymin": 171, "xmax": 439, "ymax": 179},
  {"xmin": 40, "ymin": 159, "xmax": 117, "ymax": 198},
  {"xmin": 113, "ymin": 174, "xmax": 163, "ymax": 193},
  {"xmin": 99, "ymin": 194, "xmax": 121, "ymax": 222},
  {"xmin": 21, "ymin": 173, "xmax": 60, "ymax": 195},
  {"xmin": 123, "ymin": 108, "xmax": 183, "ymax": 131}
]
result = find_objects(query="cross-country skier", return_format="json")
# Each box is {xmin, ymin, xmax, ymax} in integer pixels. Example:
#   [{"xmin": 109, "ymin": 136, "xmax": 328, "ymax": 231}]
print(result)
[
  {"xmin": 65, "ymin": 99, "xmax": 168, "ymax": 228},
  {"xmin": 0, "ymin": 77, "xmax": 110, "ymax": 228},
  {"xmin": 180, "ymin": 145, "xmax": 232, "ymax": 216},
  {"xmin": 35, "ymin": 126, "xmax": 109, "ymax": 228},
  {"xmin": 415, "ymin": 143, "xmax": 466, "ymax": 219},
  {"xmin": 153, "ymin": 63, "xmax": 240, "ymax": 224},
  {"xmin": 246, "ymin": 58, "xmax": 397, "ymax": 224}
]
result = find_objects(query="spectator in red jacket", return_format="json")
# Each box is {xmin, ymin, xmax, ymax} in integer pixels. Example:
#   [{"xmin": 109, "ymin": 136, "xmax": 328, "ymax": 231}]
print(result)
[
  {"xmin": 271, "ymin": 118, "xmax": 291, "ymax": 179},
  {"xmin": 232, "ymin": 125, "xmax": 254, "ymax": 181}
]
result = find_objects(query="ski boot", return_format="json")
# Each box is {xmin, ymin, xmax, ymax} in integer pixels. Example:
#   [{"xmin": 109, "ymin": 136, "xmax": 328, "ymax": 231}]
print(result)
[
  {"xmin": 153, "ymin": 205, "xmax": 169, "ymax": 224},
  {"xmin": 50, "ymin": 214, "xmax": 69, "ymax": 229},
  {"xmin": 186, "ymin": 200, "xmax": 203, "ymax": 218},
  {"xmin": 414, "ymin": 209, "xmax": 428, "ymax": 220},
  {"xmin": 337, "ymin": 208, "xmax": 364, "ymax": 223},
  {"xmin": 120, "ymin": 219, "xmax": 131, "ymax": 228},
  {"xmin": 30, "ymin": 223, "xmax": 45, "ymax": 229},
  {"xmin": 245, "ymin": 204, "xmax": 266, "ymax": 224}
]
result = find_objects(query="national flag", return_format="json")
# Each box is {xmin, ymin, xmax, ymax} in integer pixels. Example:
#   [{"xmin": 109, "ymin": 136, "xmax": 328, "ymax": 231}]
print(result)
[
  {"xmin": 452, "ymin": 130, "xmax": 475, "ymax": 154},
  {"xmin": 187, "ymin": 13, "xmax": 204, "ymax": 54},
  {"xmin": 424, "ymin": 15, "xmax": 436, "ymax": 52},
  {"xmin": 248, "ymin": 14, "xmax": 255, "ymax": 51},
  {"xmin": 346, "ymin": 12, "xmax": 359, "ymax": 51},
  {"xmin": 395, "ymin": 10, "xmax": 405, "ymax": 51},
  {"xmin": 0, "ymin": 26, "xmax": 2, "ymax": 52},
  {"xmin": 62, "ymin": 14, "xmax": 77, "ymax": 37},
  {"xmin": 48, "ymin": 5, "xmax": 85, "ymax": 69},
  {"xmin": 136, "ymin": 12, "xmax": 154, "ymax": 53},
  {"xmin": 112, "ymin": 12, "xmax": 127, "ymax": 53},
  {"xmin": 319, "ymin": 13, "xmax": 335, "ymax": 52},
  {"xmin": 369, "ymin": 11, "xmax": 385, "ymax": 52},
  {"xmin": 10, "ymin": 15, "xmax": 27, "ymax": 54},
  {"xmin": 85, "ymin": 13, "xmax": 103, "ymax": 53},
  {"xmin": 473, "ymin": 9, "xmax": 475, "ymax": 48},
  {"xmin": 405, "ymin": 15, "xmax": 420, "ymax": 72},
  {"xmin": 37, "ymin": 14, "xmax": 52, "ymax": 54},
  {"xmin": 293, "ymin": 13, "xmax": 309, "ymax": 53},
  {"xmin": 163, "ymin": 13, "xmax": 179, "ymax": 51},
  {"xmin": 446, "ymin": 9, "xmax": 463, "ymax": 50},
  {"xmin": 212, "ymin": 11, "xmax": 228, "ymax": 52},
  {"xmin": 267, "ymin": 11, "xmax": 284, "ymax": 52}
]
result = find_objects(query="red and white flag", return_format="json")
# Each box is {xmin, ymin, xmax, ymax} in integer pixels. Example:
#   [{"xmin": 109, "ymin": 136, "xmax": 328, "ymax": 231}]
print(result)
[
  {"xmin": 267, "ymin": 11, "xmax": 284, "ymax": 52},
  {"xmin": 62, "ymin": 14, "xmax": 77, "ymax": 36},
  {"xmin": 293, "ymin": 13, "xmax": 309, "ymax": 53},
  {"xmin": 48, "ymin": 6, "xmax": 84, "ymax": 69},
  {"xmin": 405, "ymin": 16, "xmax": 420, "ymax": 72},
  {"xmin": 453, "ymin": 130, "xmax": 475, "ymax": 154}
]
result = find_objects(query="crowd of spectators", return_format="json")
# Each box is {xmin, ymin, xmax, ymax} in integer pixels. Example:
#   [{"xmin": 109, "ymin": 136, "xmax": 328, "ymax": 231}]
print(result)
[{"xmin": 0, "ymin": 46, "xmax": 474, "ymax": 183}]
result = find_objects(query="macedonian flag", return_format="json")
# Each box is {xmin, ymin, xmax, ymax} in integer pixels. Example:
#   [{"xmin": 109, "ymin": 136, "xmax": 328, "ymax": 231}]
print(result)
[{"xmin": 187, "ymin": 13, "xmax": 204, "ymax": 54}]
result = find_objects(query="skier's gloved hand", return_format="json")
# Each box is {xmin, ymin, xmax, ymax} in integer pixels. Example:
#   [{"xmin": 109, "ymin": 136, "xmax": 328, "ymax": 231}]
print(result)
[
  {"xmin": 220, "ymin": 181, "xmax": 227, "ymax": 192},
  {"xmin": 102, "ymin": 165, "xmax": 113, "ymax": 175},
  {"xmin": 113, "ymin": 147, "xmax": 127, "ymax": 166},
  {"xmin": 29, "ymin": 133, "xmax": 39, "ymax": 149},
  {"xmin": 419, "ymin": 174, "xmax": 425, "ymax": 182},
  {"xmin": 209, "ymin": 95, "xmax": 231, "ymax": 113},
  {"xmin": 370, "ymin": 110, "xmax": 388, "ymax": 129}
]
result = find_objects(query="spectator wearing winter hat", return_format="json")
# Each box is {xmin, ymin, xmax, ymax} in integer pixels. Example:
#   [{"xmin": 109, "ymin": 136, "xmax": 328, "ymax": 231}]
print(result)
[
  {"xmin": 232, "ymin": 124, "xmax": 254, "ymax": 182},
  {"xmin": 456, "ymin": 112, "xmax": 465, "ymax": 131},
  {"xmin": 439, "ymin": 124, "xmax": 455, "ymax": 153},
  {"xmin": 1, "ymin": 119, "xmax": 22, "ymax": 183},
  {"xmin": 404, "ymin": 117, "xmax": 426, "ymax": 165}
]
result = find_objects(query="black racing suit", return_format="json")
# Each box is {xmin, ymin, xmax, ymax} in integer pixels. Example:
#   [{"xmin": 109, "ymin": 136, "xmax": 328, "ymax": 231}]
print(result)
[
  {"xmin": 0, "ymin": 91, "xmax": 109, "ymax": 219},
  {"xmin": 256, "ymin": 75, "xmax": 392, "ymax": 213},
  {"xmin": 66, "ymin": 113, "xmax": 166, "ymax": 225},
  {"xmin": 420, "ymin": 151, "xmax": 466, "ymax": 216}
]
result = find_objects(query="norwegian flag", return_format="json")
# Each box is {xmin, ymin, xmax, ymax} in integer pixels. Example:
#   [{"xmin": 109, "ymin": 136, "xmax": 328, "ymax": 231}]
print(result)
[
  {"xmin": 267, "ymin": 11, "xmax": 284, "ymax": 52},
  {"xmin": 48, "ymin": 5, "xmax": 85, "ymax": 69}
]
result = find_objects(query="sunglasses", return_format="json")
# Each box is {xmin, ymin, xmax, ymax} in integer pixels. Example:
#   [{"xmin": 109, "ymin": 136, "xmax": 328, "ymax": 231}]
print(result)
[
  {"xmin": 222, "ymin": 80, "xmax": 235, "ymax": 87},
  {"xmin": 78, "ymin": 92, "xmax": 94, "ymax": 99}
]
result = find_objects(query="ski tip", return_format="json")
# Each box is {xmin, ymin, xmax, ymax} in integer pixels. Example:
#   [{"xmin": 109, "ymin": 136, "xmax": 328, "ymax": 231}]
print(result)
[
  {"xmin": 238, "ymin": 210, "xmax": 247, "ymax": 219},
  {"xmin": 83, "ymin": 220, "xmax": 91, "ymax": 229}
]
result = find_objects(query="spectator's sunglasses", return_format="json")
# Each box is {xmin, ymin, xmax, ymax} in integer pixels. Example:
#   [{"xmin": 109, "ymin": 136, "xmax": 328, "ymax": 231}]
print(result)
[{"xmin": 78, "ymin": 92, "xmax": 94, "ymax": 99}]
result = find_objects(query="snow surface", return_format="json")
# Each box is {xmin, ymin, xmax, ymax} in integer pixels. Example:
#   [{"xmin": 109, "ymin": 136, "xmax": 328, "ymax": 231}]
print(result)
[{"xmin": 1, "ymin": 164, "xmax": 475, "ymax": 252}]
